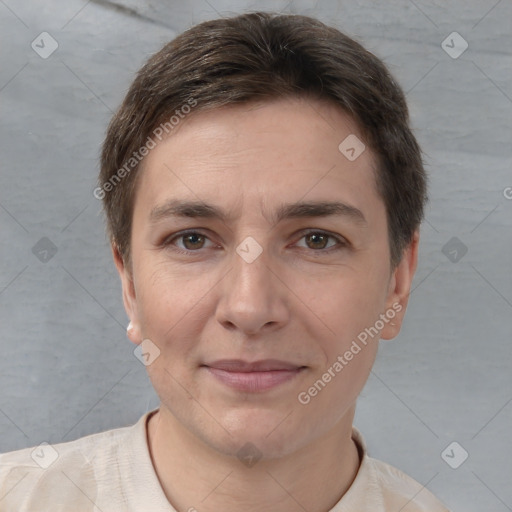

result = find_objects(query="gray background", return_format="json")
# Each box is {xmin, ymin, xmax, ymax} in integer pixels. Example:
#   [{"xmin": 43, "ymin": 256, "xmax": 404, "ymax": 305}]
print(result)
[{"xmin": 1, "ymin": 0, "xmax": 511, "ymax": 510}]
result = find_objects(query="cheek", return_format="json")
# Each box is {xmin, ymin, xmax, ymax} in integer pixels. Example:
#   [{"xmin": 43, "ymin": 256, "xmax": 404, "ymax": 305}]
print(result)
[
  {"xmin": 134, "ymin": 262, "xmax": 207, "ymax": 351},
  {"xmin": 296, "ymin": 278, "xmax": 383, "ymax": 413},
  {"xmin": 303, "ymin": 268, "xmax": 389, "ymax": 339}
]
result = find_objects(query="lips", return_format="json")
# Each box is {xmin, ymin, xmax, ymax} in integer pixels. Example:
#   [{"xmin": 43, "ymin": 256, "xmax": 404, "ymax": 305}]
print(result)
[
  {"xmin": 204, "ymin": 359, "xmax": 303, "ymax": 372},
  {"xmin": 202, "ymin": 359, "xmax": 306, "ymax": 392}
]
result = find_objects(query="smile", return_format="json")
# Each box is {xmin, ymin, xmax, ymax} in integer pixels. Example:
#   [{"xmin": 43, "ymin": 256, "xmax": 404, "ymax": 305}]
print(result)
[{"xmin": 202, "ymin": 359, "xmax": 306, "ymax": 392}]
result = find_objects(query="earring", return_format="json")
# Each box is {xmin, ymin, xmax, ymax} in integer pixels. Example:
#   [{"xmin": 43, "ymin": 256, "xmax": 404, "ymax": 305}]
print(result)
[{"xmin": 127, "ymin": 321, "xmax": 134, "ymax": 334}]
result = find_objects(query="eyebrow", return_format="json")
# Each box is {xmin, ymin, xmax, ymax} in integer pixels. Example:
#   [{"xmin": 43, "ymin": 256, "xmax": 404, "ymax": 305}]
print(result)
[{"xmin": 149, "ymin": 199, "xmax": 367, "ymax": 226}]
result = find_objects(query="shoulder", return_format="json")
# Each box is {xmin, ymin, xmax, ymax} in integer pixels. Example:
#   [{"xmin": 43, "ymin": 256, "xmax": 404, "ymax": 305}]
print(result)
[
  {"xmin": 366, "ymin": 456, "xmax": 451, "ymax": 511},
  {"xmin": 0, "ymin": 419, "xmax": 140, "ymax": 511},
  {"xmin": 341, "ymin": 427, "xmax": 451, "ymax": 512}
]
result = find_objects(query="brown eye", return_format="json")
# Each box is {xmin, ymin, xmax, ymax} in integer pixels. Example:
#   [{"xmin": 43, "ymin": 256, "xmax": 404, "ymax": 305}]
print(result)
[
  {"xmin": 163, "ymin": 230, "xmax": 215, "ymax": 254},
  {"xmin": 297, "ymin": 231, "xmax": 344, "ymax": 251},
  {"xmin": 305, "ymin": 232, "xmax": 330, "ymax": 250},
  {"xmin": 180, "ymin": 232, "xmax": 206, "ymax": 250}
]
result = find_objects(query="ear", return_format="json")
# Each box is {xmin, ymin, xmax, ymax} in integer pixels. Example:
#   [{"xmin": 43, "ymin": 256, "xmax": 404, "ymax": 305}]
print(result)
[
  {"xmin": 112, "ymin": 243, "xmax": 142, "ymax": 345},
  {"xmin": 380, "ymin": 230, "xmax": 420, "ymax": 340}
]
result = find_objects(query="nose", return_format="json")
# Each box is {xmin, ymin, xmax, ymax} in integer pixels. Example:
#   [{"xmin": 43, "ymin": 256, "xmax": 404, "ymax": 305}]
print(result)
[{"xmin": 215, "ymin": 239, "xmax": 289, "ymax": 336}]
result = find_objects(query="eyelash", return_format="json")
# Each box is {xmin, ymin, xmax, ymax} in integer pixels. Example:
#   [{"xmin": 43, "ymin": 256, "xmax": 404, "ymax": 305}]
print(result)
[{"xmin": 162, "ymin": 229, "xmax": 348, "ymax": 256}]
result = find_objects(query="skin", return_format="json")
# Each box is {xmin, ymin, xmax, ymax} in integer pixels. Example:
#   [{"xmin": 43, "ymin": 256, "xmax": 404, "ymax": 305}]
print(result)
[{"xmin": 114, "ymin": 96, "xmax": 419, "ymax": 512}]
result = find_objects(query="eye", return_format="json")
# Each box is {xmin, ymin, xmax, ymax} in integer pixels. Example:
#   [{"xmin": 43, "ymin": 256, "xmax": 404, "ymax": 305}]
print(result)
[
  {"xmin": 162, "ymin": 229, "xmax": 347, "ymax": 255},
  {"xmin": 163, "ymin": 230, "xmax": 216, "ymax": 254},
  {"xmin": 295, "ymin": 230, "xmax": 346, "ymax": 252}
]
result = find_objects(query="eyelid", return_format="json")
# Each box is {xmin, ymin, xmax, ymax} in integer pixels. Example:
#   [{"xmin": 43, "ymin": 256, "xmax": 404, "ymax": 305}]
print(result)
[
  {"xmin": 295, "ymin": 229, "xmax": 348, "ymax": 249},
  {"xmin": 161, "ymin": 229, "xmax": 216, "ymax": 250}
]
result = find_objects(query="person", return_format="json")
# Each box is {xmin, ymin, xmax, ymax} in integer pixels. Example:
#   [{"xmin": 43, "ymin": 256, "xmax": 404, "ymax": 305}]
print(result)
[{"xmin": 0, "ymin": 11, "xmax": 450, "ymax": 511}]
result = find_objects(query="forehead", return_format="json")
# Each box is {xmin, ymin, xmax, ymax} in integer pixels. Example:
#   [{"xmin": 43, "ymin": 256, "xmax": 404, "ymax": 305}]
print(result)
[{"xmin": 134, "ymin": 97, "xmax": 382, "ymax": 222}]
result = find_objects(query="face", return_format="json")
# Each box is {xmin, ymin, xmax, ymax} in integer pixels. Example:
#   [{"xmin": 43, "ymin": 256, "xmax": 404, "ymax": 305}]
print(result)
[{"xmin": 115, "ymin": 97, "xmax": 418, "ymax": 458}]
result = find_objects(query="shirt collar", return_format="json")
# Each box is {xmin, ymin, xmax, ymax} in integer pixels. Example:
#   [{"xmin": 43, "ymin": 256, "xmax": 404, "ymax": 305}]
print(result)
[{"xmin": 123, "ymin": 410, "xmax": 380, "ymax": 512}]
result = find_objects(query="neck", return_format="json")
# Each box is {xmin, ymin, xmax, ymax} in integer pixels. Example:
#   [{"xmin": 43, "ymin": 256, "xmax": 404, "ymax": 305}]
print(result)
[{"xmin": 147, "ymin": 407, "xmax": 361, "ymax": 512}]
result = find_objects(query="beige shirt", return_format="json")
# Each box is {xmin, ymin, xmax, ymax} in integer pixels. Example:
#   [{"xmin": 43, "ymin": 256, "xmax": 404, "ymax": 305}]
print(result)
[{"xmin": 0, "ymin": 411, "xmax": 450, "ymax": 511}]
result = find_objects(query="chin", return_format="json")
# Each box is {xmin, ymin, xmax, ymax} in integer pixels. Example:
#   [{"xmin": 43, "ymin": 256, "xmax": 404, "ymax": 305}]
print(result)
[{"xmin": 207, "ymin": 408, "xmax": 310, "ymax": 459}]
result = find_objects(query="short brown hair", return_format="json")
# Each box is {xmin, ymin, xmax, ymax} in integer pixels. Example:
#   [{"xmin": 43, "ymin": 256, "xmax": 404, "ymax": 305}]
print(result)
[{"xmin": 99, "ymin": 11, "xmax": 427, "ymax": 268}]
